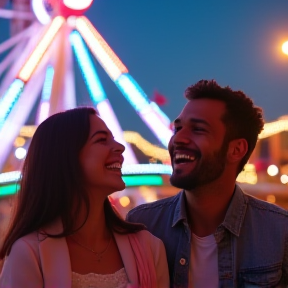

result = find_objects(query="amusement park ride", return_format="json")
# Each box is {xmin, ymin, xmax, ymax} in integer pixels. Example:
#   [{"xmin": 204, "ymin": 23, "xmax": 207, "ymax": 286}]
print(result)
[
  {"xmin": 0, "ymin": 0, "xmax": 174, "ymax": 195},
  {"xmin": 0, "ymin": 0, "xmax": 288, "ymax": 203}
]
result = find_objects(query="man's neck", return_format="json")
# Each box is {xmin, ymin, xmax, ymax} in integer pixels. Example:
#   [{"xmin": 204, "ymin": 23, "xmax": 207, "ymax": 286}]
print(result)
[{"xmin": 184, "ymin": 181, "xmax": 236, "ymax": 237}]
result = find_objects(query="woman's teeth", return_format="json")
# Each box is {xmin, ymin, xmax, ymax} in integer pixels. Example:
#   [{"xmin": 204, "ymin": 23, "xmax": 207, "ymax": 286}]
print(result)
[{"xmin": 106, "ymin": 163, "xmax": 122, "ymax": 169}]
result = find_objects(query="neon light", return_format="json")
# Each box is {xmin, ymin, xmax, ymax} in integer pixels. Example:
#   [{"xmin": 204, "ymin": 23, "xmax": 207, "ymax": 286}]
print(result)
[
  {"xmin": 63, "ymin": 0, "xmax": 93, "ymax": 10},
  {"xmin": 123, "ymin": 131, "xmax": 170, "ymax": 163},
  {"xmin": 0, "ymin": 79, "xmax": 24, "ymax": 129},
  {"xmin": 36, "ymin": 66, "xmax": 54, "ymax": 124},
  {"xmin": 41, "ymin": 66, "xmax": 55, "ymax": 101},
  {"xmin": 18, "ymin": 17, "xmax": 65, "ymax": 82},
  {"xmin": 0, "ymin": 171, "xmax": 21, "ymax": 184},
  {"xmin": 123, "ymin": 175, "xmax": 163, "ymax": 187},
  {"xmin": 150, "ymin": 101, "xmax": 171, "ymax": 127},
  {"xmin": 31, "ymin": 0, "xmax": 52, "ymax": 25},
  {"xmin": 115, "ymin": 74, "xmax": 173, "ymax": 147},
  {"xmin": 0, "ymin": 175, "xmax": 163, "ymax": 197},
  {"xmin": 37, "ymin": 102, "xmax": 50, "ymax": 124},
  {"xmin": 259, "ymin": 119, "xmax": 288, "ymax": 139},
  {"xmin": 70, "ymin": 31, "xmax": 106, "ymax": 103},
  {"xmin": 115, "ymin": 74, "xmax": 150, "ymax": 112},
  {"xmin": 0, "ymin": 184, "xmax": 19, "ymax": 196},
  {"xmin": 75, "ymin": 16, "xmax": 128, "ymax": 81},
  {"xmin": 122, "ymin": 164, "xmax": 172, "ymax": 175}
]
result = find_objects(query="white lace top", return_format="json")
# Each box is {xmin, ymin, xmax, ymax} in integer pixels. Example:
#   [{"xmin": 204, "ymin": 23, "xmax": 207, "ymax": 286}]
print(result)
[{"xmin": 72, "ymin": 267, "xmax": 129, "ymax": 288}]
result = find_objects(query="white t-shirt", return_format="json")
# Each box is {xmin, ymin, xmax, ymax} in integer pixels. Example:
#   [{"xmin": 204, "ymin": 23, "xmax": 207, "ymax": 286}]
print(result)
[{"xmin": 188, "ymin": 233, "xmax": 218, "ymax": 288}]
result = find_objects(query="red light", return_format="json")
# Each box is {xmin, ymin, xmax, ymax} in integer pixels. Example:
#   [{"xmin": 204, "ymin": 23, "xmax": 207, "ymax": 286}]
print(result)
[{"xmin": 59, "ymin": 0, "xmax": 93, "ymax": 17}]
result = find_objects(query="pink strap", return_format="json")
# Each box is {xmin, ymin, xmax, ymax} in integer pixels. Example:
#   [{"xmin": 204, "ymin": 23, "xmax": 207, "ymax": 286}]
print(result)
[{"xmin": 128, "ymin": 234, "xmax": 158, "ymax": 288}]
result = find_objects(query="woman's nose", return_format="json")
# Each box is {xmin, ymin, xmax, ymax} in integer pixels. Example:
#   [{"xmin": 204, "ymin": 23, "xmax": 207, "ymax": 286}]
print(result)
[{"xmin": 114, "ymin": 141, "xmax": 125, "ymax": 153}]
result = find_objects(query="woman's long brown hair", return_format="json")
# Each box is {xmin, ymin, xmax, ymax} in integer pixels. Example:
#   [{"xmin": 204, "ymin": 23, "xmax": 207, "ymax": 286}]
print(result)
[{"xmin": 0, "ymin": 107, "xmax": 144, "ymax": 258}]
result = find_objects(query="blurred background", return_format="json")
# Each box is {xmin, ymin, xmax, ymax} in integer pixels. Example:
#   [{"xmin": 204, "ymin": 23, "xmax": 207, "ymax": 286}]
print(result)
[{"xmin": 0, "ymin": 0, "xmax": 288, "ymax": 246}]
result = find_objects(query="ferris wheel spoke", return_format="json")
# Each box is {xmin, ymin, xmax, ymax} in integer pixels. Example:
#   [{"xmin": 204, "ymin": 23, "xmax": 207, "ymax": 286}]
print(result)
[
  {"xmin": 0, "ymin": 22, "xmax": 38, "ymax": 54},
  {"xmin": 0, "ymin": 8, "xmax": 34, "ymax": 20},
  {"xmin": 0, "ymin": 39, "xmax": 27, "ymax": 76}
]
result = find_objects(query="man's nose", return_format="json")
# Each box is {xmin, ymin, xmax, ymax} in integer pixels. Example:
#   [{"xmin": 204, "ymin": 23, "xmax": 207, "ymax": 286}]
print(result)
[{"xmin": 173, "ymin": 128, "xmax": 191, "ymax": 145}]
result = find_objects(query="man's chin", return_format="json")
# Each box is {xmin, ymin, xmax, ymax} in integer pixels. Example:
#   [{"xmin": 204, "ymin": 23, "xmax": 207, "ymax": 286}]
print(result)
[{"xmin": 170, "ymin": 174, "xmax": 197, "ymax": 190}]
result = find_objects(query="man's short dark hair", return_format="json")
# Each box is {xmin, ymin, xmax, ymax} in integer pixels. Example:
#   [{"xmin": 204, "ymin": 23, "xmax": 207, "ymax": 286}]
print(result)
[{"xmin": 185, "ymin": 79, "xmax": 264, "ymax": 174}]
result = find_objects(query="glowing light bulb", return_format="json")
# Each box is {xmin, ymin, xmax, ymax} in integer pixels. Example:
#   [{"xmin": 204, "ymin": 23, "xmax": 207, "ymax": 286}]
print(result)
[{"xmin": 282, "ymin": 41, "xmax": 288, "ymax": 56}]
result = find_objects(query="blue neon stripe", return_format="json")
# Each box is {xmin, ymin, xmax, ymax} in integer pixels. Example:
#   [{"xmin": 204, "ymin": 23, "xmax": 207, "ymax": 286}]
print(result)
[
  {"xmin": 70, "ymin": 31, "xmax": 106, "ymax": 104},
  {"xmin": 0, "ymin": 79, "xmax": 24, "ymax": 130}
]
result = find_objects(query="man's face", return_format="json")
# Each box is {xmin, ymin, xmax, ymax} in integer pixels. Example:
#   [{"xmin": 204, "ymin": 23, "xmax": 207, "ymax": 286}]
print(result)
[{"xmin": 168, "ymin": 98, "xmax": 228, "ymax": 190}]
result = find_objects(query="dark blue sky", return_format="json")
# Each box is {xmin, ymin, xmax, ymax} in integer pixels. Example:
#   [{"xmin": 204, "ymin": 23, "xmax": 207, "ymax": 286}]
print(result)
[{"xmin": 1, "ymin": 0, "xmax": 288, "ymax": 144}]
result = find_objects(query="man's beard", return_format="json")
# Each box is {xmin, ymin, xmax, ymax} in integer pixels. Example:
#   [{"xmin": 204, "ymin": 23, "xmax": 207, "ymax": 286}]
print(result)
[{"xmin": 170, "ymin": 143, "xmax": 228, "ymax": 191}]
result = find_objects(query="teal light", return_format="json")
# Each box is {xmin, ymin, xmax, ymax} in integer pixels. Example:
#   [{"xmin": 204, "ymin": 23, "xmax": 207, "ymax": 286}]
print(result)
[
  {"xmin": 0, "ymin": 175, "xmax": 163, "ymax": 197},
  {"xmin": 123, "ymin": 175, "xmax": 163, "ymax": 186},
  {"xmin": 0, "ymin": 184, "xmax": 19, "ymax": 196}
]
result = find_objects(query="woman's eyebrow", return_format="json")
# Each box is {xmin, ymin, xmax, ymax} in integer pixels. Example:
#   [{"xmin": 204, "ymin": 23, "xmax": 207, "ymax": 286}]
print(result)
[{"xmin": 89, "ymin": 130, "xmax": 108, "ymax": 140}]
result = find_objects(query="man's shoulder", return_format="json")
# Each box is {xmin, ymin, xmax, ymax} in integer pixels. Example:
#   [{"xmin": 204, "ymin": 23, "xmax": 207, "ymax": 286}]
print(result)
[
  {"xmin": 244, "ymin": 192, "xmax": 288, "ymax": 218},
  {"xmin": 127, "ymin": 191, "xmax": 182, "ymax": 218}
]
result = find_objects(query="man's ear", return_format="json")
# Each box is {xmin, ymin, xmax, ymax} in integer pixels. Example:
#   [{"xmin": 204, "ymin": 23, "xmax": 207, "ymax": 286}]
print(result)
[{"xmin": 227, "ymin": 138, "xmax": 248, "ymax": 163}]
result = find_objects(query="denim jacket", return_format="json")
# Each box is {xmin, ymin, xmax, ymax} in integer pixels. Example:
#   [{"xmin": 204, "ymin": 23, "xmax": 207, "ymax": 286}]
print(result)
[{"xmin": 127, "ymin": 184, "xmax": 288, "ymax": 288}]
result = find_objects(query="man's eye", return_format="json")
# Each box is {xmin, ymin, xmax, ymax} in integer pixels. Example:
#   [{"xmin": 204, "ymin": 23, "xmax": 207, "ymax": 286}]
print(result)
[{"xmin": 194, "ymin": 127, "xmax": 205, "ymax": 132}]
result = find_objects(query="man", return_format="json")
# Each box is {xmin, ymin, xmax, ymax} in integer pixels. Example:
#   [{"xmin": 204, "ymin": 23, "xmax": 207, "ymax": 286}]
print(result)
[{"xmin": 127, "ymin": 80, "xmax": 288, "ymax": 287}]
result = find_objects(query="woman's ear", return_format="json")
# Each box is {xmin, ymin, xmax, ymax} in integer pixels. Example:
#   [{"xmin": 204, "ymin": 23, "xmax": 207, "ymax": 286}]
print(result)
[{"xmin": 227, "ymin": 138, "xmax": 248, "ymax": 164}]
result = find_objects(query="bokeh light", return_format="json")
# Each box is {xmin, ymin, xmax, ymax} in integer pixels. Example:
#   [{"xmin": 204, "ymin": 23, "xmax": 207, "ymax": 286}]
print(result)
[
  {"xmin": 119, "ymin": 196, "xmax": 130, "ymax": 207},
  {"xmin": 13, "ymin": 137, "xmax": 26, "ymax": 147},
  {"xmin": 267, "ymin": 164, "xmax": 279, "ymax": 176},
  {"xmin": 266, "ymin": 194, "xmax": 276, "ymax": 203},
  {"xmin": 282, "ymin": 41, "xmax": 288, "ymax": 56},
  {"xmin": 280, "ymin": 174, "xmax": 288, "ymax": 184},
  {"xmin": 14, "ymin": 147, "xmax": 27, "ymax": 160}
]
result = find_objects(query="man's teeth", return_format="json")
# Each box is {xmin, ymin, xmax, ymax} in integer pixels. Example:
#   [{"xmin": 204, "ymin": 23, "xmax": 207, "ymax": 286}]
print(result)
[
  {"xmin": 106, "ymin": 163, "xmax": 122, "ymax": 169},
  {"xmin": 175, "ymin": 154, "xmax": 196, "ymax": 161}
]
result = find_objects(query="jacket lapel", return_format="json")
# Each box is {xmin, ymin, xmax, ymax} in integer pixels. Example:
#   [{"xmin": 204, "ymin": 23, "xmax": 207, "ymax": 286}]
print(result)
[
  {"xmin": 114, "ymin": 232, "xmax": 139, "ymax": 286},
  {"xmin": 38, "ymin": 220, "xmax": 71, "ymax": 288}
]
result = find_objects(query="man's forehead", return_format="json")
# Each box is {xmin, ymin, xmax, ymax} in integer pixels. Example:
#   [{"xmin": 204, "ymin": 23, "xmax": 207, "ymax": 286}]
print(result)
[{"xmin": 174, "ymin": 99, "xmax": 226, "ymax": 124}]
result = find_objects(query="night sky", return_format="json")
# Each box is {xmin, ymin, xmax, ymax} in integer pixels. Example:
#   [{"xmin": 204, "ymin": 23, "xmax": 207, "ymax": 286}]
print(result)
[{"xmin": 1, "ymin": 0, "xmax": 288, "ymax": 144}]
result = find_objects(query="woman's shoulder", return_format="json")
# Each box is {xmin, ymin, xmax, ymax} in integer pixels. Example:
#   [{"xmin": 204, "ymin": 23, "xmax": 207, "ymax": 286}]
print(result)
[
  {"xmin": 134, "ymin": 229, "xmax": 161, "ymax": 241},
  {"xmin": 131, "ymin": 230, "xmax": 164, "ymax": 250},
  {"xmin": 10, "ymin": 231, "xmax": 39, "ymax": 254}
]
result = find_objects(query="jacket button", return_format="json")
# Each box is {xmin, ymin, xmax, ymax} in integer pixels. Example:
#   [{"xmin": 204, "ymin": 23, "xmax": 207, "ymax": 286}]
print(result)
[{"xmin": 179, "ymin": 258, "xmax": 186, "ymax": 265}]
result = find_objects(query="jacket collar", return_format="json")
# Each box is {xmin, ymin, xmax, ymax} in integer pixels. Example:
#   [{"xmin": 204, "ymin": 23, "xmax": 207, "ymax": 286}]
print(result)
[
  {"xmin": 38, "ymin": 219, "xmax": 71, "ymax": 288},
  {"xmin": 114, "ymin": 233, "xmax": 139, "ymax": 285},
  {"xmin": 37, "ymin": 219, "xmax": 139, "ymax": 287},
  {"xmin": 171, "ymin": 184, "xmax": 248, "ymax": 237}
]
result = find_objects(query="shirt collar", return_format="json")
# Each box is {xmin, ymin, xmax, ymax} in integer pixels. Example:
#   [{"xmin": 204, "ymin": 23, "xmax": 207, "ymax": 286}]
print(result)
[
  {"xmin": 221, "ymin": 184, "xmax": 248, "ymax": 237},
  {"xmin": 171, "ymin": 185, "xmax": 248, "ymax": 237},
  {"xmin": 172, "ymin": 190, "xmax": 188, "ymax": 227}
]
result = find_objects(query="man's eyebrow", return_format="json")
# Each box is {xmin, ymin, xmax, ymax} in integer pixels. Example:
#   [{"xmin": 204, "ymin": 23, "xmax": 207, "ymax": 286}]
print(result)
[
  {"xmin": 174, "ymin": 118, "xmax": 211, "ymax": 127},
  {"xmin": 89, "ymin": 130, "xmax": 108, "ymax": 140}
]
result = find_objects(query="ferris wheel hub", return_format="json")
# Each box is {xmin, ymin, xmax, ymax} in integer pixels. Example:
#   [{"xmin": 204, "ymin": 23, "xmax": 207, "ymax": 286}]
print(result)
[{"xmin": 32, "ymin": 0, "xmax": 94, "ymax": 24}]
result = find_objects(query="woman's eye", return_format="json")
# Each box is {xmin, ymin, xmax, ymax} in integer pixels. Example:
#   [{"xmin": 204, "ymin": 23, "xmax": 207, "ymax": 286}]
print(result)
[{"xmin": 94, "ymin": 138, "xmax": 106, "ymax": 143}]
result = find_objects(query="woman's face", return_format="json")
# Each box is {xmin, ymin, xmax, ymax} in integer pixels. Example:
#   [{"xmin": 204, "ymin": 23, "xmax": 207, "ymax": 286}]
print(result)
[{"xmin": 79, "ymin": 114, "xmax": 125, "ymax": 196}]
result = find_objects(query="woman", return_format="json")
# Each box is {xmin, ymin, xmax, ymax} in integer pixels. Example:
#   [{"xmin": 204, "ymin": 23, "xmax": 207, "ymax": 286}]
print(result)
[{"xmin": 0, "ymin": 107, "xmax": 169, "ymax": 288}]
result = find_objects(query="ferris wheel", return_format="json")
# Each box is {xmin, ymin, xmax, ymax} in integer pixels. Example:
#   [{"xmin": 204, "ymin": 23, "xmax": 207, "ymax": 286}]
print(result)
[{"xmin": 0, "ymin": 0, "xmax": 173, "ymax": 176}]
